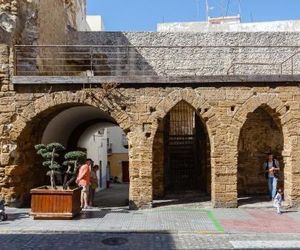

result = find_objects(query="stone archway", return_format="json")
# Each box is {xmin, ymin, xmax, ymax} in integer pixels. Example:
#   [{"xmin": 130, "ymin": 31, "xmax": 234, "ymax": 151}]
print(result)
[
  {"xmin": 237, "ymin": 105, "xmax": 284, "ymax": 199},
  {"xmin": 6, "ymin": 91, "xmax": 131, "ymax": 207},
  {"xmin": 152, "ymin": 93, "xmax": 212, "ymax": 202},
  {"xmin": 233, "ymin": 94, "xmax": 292, "ymax": 205}
]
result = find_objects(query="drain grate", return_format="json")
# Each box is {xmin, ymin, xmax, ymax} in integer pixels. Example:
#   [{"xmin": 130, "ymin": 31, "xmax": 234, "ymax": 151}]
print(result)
[{"xmin": 102, "ymin": 237, "xmax": 128, "ymax": 246}]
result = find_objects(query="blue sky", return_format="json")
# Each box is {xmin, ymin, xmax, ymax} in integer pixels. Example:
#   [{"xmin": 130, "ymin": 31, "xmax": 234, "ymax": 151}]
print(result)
[{"xmin": 87, "ymin": 0, "xmax": 300, "ymax": 31}]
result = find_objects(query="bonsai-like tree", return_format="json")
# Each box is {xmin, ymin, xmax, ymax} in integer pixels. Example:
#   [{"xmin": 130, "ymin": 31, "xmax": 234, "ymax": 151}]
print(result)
[
  {"xmin": 35, "ymin": 143, "xmax": 65, "ymax": 189},
  {"xmin": 63, "ymin": 151, "xmax": 86, "ymax": 190}
]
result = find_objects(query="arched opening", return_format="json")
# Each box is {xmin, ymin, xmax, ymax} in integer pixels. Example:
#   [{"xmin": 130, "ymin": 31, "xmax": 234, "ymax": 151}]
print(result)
[
  {"xmin": 153, "ymin": 101, "xmax": 211, "ymax": 206},
  {"xmin": 237, "ymin": 105, "xmax": 284, "ymax": 206},
  {"xmin": 14, "ymin": 104, "xmax": 129, "ymax": 207}
]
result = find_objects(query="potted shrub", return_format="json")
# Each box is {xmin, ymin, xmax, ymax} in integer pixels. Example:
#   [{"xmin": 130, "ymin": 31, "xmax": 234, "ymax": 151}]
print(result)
[
  {"xmin": 63, "ymin": 151, "xmax": 87, "ymax": 189},
  {"xmin": 30, "ymin": 143, "xmax": 85, "ymax": 219}
]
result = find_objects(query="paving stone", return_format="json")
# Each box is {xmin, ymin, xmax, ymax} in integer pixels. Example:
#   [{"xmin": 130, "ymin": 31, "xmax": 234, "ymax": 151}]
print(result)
[
  {"xmin": 2, "ymin": 206, "xmax": 300, "ymax": 236},
  {"xmin": 212, "ymin": 208, "xmax": 254, "ymax": 220},
  {"xmin": 2, "ymin": 233, "xmax": 300, "ymax": 249}
]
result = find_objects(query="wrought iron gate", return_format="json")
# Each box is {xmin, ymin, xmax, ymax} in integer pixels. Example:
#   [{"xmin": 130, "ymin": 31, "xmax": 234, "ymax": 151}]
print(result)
[{"xmin": 164, "ymin": 101, "xmax": 203, "ymax": 192}]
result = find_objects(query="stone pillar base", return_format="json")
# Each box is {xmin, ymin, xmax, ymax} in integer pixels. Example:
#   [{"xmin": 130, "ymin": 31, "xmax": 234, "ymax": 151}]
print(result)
[
  {"xmin": 129, "ymin": 200, "xmax": 153, "ymax": 210},
  {"xmin": 213, "ymin": 201, "xmax": 238, "ymax": 208},
  {"xmin": 286, "ymin": 198, "xmax": 300, "ymax": 208}
]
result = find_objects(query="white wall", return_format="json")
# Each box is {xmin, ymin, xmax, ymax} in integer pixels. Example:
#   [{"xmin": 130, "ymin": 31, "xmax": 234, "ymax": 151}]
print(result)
[
  {"xmin": 65, "ymin": 0, "xmax": 91, "ymax": 31},
  {"xmin": 77, "ymin": 123, "xmax": 115, "ymax": 190},
  {"xmin": 86, "ymin": 15, "xmax": 105, "ymax": 31},
  {"xmin": 77, "ymin": 125, "xmax": 128, "ymax": 188},
  {"xmin": 157, "ymin": 19, "xmax": 300, "ymax": 32},
  {"xmin": 107, "ymin": 126, "xmax": 128, "ymax": 154},
  {"xmin": 41, "ymin": 106, "xmax": 113, "ymax": 146}
]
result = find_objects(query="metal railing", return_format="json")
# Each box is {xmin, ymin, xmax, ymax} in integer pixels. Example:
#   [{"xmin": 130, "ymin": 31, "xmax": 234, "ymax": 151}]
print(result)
[
  {"xmin": 226, "ymin": 63, "xmax": 281, "ymax": 75},
  {"xmin": 279, "ymin": 50, "xmax": 300, "ymax": 75},
  {"xmin": 14, "ymin": 45, "xmax": 300, "ymax": 77}
]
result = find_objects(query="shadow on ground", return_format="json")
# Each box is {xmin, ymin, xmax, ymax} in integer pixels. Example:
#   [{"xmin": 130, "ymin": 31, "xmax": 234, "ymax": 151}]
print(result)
[
  {"xmin": 77, "ymin": 208, "xmax": 130, "ymax": 220},
  {"xmin": 4, "ymin": 209, "xmax": 30, "ymax": 222},
  {"xmin": 6, "ymin": 212, "xmax": 30, "ymax": 221},
  {"xmin": 238, "ymin": 195, "xmax": 271, "ymax": 206},
  {"xmin": 153, "ymin": 191, "xmax": 211, "ymax": 208},
  {"xmin": 0, "ymin": 232, "xmax": 178, "ymax": 250},
  {"xmin": 94, "ymin": 183, "xmax": 129, "ymax": 208}
]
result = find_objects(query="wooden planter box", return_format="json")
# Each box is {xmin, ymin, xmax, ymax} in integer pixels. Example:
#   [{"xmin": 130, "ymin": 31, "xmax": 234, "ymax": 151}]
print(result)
[{"xmin": 30, "ymin": 186, "xmax": 81, "ymax": 219}]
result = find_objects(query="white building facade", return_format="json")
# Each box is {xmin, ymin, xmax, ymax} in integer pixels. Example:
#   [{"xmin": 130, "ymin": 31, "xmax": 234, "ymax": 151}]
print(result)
[{"xmin": 77, "ymin": 125, "xmax": 128, "ymax": 190}]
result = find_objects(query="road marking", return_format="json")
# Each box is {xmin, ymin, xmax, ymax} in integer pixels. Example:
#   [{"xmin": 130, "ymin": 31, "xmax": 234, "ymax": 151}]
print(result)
[
  {"xmin": 230, "ymin": 240, "xmax": 300, "ymax": 249},
  {"xmin": 207, "ymin": 211, "xmax": 224, "ymax": 233}
]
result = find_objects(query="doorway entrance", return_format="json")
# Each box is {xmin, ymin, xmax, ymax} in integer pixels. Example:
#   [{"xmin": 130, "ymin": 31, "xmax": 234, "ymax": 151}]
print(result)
[
  {"xmin": 122, "ymin": 161, "xmax": 129, "ymax": 183},
  {"xmin": 152, "ymin": 100, "xmax": 211, "ymax": 204},
  {"xmin": 237, "ymin": 106, "xmax": 284, "ymax": 206}
]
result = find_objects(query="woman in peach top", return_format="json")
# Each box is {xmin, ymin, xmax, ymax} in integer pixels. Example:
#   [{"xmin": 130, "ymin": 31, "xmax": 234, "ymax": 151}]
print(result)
[{"xmin": 76, "ymin": 158, "xmax": 92, "ymax": 209}]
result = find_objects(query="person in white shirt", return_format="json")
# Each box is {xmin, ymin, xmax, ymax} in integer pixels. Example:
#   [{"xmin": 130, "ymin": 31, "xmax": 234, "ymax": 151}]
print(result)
[{"xmin": 263, "ymin": 153, "xmax": 280, "ymax": 200}]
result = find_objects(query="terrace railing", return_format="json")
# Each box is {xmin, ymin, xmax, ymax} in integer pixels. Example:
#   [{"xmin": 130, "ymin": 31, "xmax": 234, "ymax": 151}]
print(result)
[{"xmin": 14, "ymin": 45, "xmax": 300, "ymax": 78}]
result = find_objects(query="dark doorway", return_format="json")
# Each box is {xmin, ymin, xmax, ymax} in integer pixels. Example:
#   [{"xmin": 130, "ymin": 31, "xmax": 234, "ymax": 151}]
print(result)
[
  {"xmin": 164, "ymin": 101, "xmax": 209, "ymax": 194},
  {"xmin": 122, "ymin": 161, "xmax": 129, "ymax": 183}
]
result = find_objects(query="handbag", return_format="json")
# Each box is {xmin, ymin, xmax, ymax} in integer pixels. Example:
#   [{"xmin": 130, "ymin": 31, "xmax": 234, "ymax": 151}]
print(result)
[{"xmin": 91, "ymin": 179, "xmax": 98, "ymax": 189}]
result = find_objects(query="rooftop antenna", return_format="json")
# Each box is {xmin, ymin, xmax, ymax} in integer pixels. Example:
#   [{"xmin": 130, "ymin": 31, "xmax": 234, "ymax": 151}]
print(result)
[
  {"xmin": 195, "ymin": 0, "xmax": 200, "ymax": 20},
  {"xmin": 238, "ymin": 0, "xmax": 241, "ymax": 19},
  {"xmin": 222, "ymin": 0, "xmax": 226, "ymax": 18},
  {"xmin": 208, "ymin": 0, "xmax": 241, "ymax": 19},
  {"xmin": 205, "ymin": 0, "xmax": 209, "ymax": 20}
]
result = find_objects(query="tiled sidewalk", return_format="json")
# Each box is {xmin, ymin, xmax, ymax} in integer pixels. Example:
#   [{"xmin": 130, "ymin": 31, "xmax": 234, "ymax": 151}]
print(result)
[
  {"xmin": 1, "ymin": 206, "xmax": 300, "ymax": 234},
  {"xmin": 216, "ymin": 209, "xmax": 300, "ymax": 233},
  {"xmin": 0, "ymin": 207, "xmax": 221, "ymax": 233}
]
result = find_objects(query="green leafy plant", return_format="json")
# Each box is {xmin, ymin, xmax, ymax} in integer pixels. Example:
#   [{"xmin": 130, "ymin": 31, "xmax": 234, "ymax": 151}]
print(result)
[
  {"xmin": 35, "ymin": 143, "xmax": 65, "ymax": 189},
  {"xmin": 63, "ymin": 151, "xmax": 86, "ymax": 190}
]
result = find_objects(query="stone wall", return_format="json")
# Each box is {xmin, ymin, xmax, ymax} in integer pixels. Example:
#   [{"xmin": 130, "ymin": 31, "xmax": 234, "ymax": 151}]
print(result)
[
  {"xmin": 0, "ymin": 0, "xmax": 88, "ymax": 91},
  {"xmin": 0, "ymin": 84, "xmax": 300, "ymax": 208},
  {"xmin": 152, "ymin": 118, "xmax": 165, "ymax": 198},
  {"xmin": 38, "ymin": 0, "xmax": 88, "ymax": 45},
  {"xmin": 2, "ymin": 3, "xmax": 300, "ymax": 208},
  {"xmin": 68, "ymin": 31, "xmax": 300, "ymax": 76},
  {"xmin": 0, "ymin": 0, "xmax": 17, "ymax": 45},
  {"xmin": 61, "ymin": 31, "xmax": 300, "ymax": 207},
  {"xmin": 0, "ymin": 44, "xmax": 9, "ymax": 91},
  {"xmin": 0, "ymin": 0, "xmax": 89, "ymax": 205}
]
